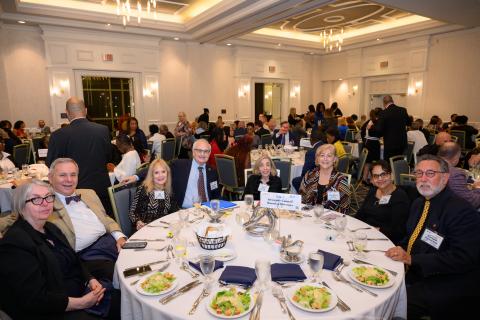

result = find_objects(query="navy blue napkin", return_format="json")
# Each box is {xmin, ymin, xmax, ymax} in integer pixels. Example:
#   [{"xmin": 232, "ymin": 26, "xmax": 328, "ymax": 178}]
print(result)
[
  {"xmin": 270, "ymin": 263, "xmax": 307, "ymax": 282},
  {"xmin": 317, "ymin": 250, "xmax": 342, "ymax": 270},
  {"xmin": 218, "ymin": 266, "xmax": 257, "ymax": 287},
  {"xmin": 189, "ymin": 260, "xmax": 224, "ymax": 274}
]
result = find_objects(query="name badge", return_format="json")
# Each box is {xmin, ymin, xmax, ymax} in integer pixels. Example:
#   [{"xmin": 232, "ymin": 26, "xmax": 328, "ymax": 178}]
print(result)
[
  {"xmin": 258, "ymin": 183, "xmax": 270, "ymax": 192},
  {"xmin": 327, "ymin": 191, "xmax": 340, "ymax": 201},
  {"xmin": 154, "ymin": 190, "xmax": 165, "ymax": 200},
  {"xmin": 210, "ymin": 181, "xmax": 218, "ymax": 190},
  {"xmin": 378, "ymin": 195, "xmax": 391, "ymax": 205},
  {"xmin": 420, "ymin": 228, "xmax": 444, "ymax": 250}
]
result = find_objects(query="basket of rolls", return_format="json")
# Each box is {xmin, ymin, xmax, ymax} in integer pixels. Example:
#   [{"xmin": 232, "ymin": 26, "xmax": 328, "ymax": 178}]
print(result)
[{"xmin": 195, "ymin": 222, "xmax": 231, "ymax": 250}]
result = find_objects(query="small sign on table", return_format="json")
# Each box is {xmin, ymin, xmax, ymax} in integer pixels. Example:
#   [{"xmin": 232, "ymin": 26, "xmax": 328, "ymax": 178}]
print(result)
[{"xmin": 260, "ymin": 192, "xmax": 301, "ymax": 211}]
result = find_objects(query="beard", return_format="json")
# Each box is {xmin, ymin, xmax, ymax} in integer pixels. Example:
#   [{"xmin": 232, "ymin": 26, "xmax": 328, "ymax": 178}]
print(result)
[{"xmin": 417, "ymin": 182, "xmax": 445, "ymax": 199}]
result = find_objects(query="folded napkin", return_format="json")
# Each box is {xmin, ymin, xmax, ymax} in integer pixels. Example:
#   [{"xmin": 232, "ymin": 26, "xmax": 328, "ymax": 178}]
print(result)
[
  {"xmin": 271, "ymin": 263, "xmax": 307, "ymax": 282},
  {"xmin": 189, "ymin": 260, "xmax": 224, "ymax": 274},
  {"xmin": 218, "ymin": 266, "xmax": 257, "ymax": 287},
  {"xmin": 317, "ymin": 250, "xmax": 342, "ymax": 270}
]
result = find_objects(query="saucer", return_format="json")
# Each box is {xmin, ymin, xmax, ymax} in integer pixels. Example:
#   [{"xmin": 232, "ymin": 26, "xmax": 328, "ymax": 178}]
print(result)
[{"xmin": 280, "ymin": 252, "xmax": 305, "ymax": 264}]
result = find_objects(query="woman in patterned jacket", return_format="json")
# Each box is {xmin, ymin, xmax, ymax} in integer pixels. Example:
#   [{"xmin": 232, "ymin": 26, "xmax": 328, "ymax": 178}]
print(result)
[
  {"xmin": 129, "ymin": 158, "xmax": 179, "ymax": 230},
  {"xmin": 299, "ymin": 143, "xmax": 351, "ymax": 214}
]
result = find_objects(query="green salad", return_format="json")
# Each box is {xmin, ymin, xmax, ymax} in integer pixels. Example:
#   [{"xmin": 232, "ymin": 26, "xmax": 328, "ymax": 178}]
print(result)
[
  {"xmin": 352, "ymin": 266, "xmax": 389, "ymax": 286},
  {"xmin": 140, "ymin": 272, "xmax": 176, "ymax": 293},
  {"xmin": 292, "ymin": 285, "xmax": 331, "ymax": 310},
  {"xmin": 210, "ymin": 288, "xmax": 251, "ymax": 316}
]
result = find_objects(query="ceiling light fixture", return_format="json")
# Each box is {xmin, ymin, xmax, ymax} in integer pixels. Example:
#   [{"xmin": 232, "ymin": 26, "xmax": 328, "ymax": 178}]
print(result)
[
  {"xmin": 226, "ymin": 43, "xmax": 232, "ymax": 46},
  {"xmin": 320, "ymin": 28, "xmax": 343, "ymax": 53},
  {"xmin": 173, "ymin": 37, "xmax": 180, "ymax": 40},
  {"xmin": 105, "ymin": 0, "xmax": 164, "ymax": 26},
  {"xmin": 17, "ymin": 20, "xmax": 26, "ymax": 24}
]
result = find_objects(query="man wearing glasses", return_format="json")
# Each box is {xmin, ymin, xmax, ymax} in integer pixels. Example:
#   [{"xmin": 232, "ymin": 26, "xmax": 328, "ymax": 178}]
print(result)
[
  {"xmin": 171, "ymin": 139, "xmax": 220, "ymax": 208},
  {"xmin": 386, "ymin": 154, "xmax": 480, "ymax": 319}
]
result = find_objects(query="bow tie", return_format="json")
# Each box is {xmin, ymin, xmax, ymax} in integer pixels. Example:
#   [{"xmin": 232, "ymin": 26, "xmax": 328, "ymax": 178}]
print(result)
[{"xmin": 65, "ymin": 194, "xmax": 81, "ymax": 205}]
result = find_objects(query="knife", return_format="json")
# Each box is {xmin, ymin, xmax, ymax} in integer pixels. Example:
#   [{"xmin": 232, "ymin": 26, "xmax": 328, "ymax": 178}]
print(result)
[
  {"xmin": 366, "ymin": 238, "xmax": 389, "ymax": 241},
  {"xmin": 159, "ymin": 280, "xmax": 202, "ymax": 304}
]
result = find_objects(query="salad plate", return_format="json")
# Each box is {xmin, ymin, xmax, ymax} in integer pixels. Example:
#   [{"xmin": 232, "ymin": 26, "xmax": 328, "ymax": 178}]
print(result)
[
  {"xmin": 347, "ymin": 265, "xmax": 394, "ymax": 289},
  {"xmin": 206, "ymin": 287, "xmax": 254, "ymax": 319},
  {"xmin": 287, "ymin": 284, "xmax": 337, "ymax": 313},
  {"xmin": 135, "ymin": 271, "xmax": 178, "ymax": 296}
]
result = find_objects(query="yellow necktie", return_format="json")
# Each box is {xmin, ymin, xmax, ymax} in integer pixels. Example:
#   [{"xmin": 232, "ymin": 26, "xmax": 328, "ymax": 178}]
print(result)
[{"xmin": 407, "ymin": 200, "xmax": 430, "ymax": 255}]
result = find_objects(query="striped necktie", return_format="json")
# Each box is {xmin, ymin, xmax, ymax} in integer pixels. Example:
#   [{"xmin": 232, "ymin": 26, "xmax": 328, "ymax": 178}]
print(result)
[
  {"xmin": 407, "ymin": 200, "xmax": 430, "ymax": 255},
  {"xmin": 198, "ymin": 166, "xmax": 207, "ymax": 202}
]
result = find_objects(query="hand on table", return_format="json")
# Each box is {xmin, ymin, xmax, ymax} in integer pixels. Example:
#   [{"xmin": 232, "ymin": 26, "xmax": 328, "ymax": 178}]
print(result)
[
  {"xmin": 116, "ymin": 237, "xmax": 127, "ymax": 252},
  {"xmin": 386, "ymin": 246, "xmax": 411, "ymax": 265}
]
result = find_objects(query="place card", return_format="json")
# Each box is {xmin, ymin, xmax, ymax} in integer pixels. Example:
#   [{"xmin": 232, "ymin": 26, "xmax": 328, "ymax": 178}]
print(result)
[
  {"xmin": 38, "ymin": 149, "xmax": 48, "ymax": 157},
  {"xmin": 260, "ymin": 192, "xmax": 301, "ymax": 211}
]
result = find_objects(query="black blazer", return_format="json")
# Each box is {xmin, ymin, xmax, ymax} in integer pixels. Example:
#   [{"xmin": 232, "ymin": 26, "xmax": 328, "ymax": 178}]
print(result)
[
  {"xmin": 369, "ymin": 104, "xmax": 411, "ymax": 153},
  {"xmin": 272, "ymin": 130, "xmax": 299, "ymax": 146},
  {"xmin": 46, "ymin": 118, "xmax": 112, "ymax": 200},
  {"xmin": 255, "ymin": 127, "xmax": 271, "ymax": 138},
  {"xmin": 170, "ymin": 159, "xmax": 220, "ymax": 206},
  {"xmin": 0, "ymin": 220, "xmax": 90, "ymax": 320},
  {"xmin": 243, "ymin": 174, "xmax": 282, "ymax": 200}
]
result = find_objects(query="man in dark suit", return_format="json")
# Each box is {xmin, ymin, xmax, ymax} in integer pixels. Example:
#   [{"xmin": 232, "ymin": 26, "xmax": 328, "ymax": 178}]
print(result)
[
  {"xmin": 386, "ymin": 154, "xmax": 480, "ymax": 319},
  {"xmin": 254, "ymin": 120, "xmax": 270, "ymax": 137},
  {"xmin": 272, "ymin": 121, "xmax": 299, "ymax": 146},
  {"xmin": 292, "ymin": 128, "xmax": 325, "ymax": 192},
  {"xmin": 198, "ymin": 108, "xmax": 209, "ymax": 124},
  {"xmin": 46, "ymin": 97, "xmax": 112, "ymax": 214},
  {"xmin": 368, "ymin": 95, "xmax": 411, "ymax": 161},
  {"xmin": 171, "ymin": 139, "xmax": 220, "ymax": 208}
]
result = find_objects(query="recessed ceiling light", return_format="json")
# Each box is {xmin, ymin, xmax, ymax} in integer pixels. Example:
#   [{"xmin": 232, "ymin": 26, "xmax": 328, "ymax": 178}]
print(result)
[
  {"xmin": 376, "ymin": 38, "xmax": 381, "ymax": 41},
  {"xmin": 17, "ymin": 20, "xmax": 26, "ymax": 24},
  {"xmin": 226, "ymin": 43, "xmax": 232, "ymax": 46},
  {"xmin": 173, "ymin": 37, "xmax": 180, "ymax": 41},
  {"xmin": 309, "ymin": 52, "xmax": 314, "ymax": 55},
  {"xmin": 106, "ymin": 23, "xmax": 111, "ymax": 27},
  {"xmin": 338, "ymin": 78, "xmax": 343, "ymax": 81},
  {"xmin": 277, "ymin": 43, "xmax": 282, "ymax": 47}
]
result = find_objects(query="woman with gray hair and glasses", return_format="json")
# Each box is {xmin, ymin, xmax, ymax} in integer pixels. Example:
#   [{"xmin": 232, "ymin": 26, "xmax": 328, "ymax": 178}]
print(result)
[{"xmin": 0, "ymin": 179, "xmax": 119, "ymax": 320}]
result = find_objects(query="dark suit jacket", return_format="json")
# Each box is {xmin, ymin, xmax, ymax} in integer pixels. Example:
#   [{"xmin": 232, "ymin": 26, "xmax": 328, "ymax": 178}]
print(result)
[
  {"xmin": 369, "ymin": 104, "xmax": 411, "ymax": 154},
  {"xmin": 0, "ymin": 220, "xmax": 90, "ymax": 320},
  {"xmin": 46, "ymin": 118, "xmax": 112, "ymax": 200},
  {"xmin": 255, "ymin": 127, "xmax": 270, "ymax": 137},
  {"xmin": 272, "ymin": 130, "xmax": 299, "ymax": 146},
  {"xmin": 243, "ymin": 174, "xmax": 282, "ymax": 200},
  {"xmin": 170, "ymin": 159, "xmax": 220, "ymax": 206},
  {"xmin": 301, "ymin": 141, "xmax": 324, "ymax": 177}
]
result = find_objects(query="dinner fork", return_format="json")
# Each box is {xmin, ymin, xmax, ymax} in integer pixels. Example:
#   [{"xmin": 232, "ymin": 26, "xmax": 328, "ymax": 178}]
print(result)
[
  {"xmin": 271, "ymin": 286, "xmax": 287, "ymax": 314},
  {"xmin": 321, "ymin": 281, "xmax": 350, "ymax": 312},
  {"xmin": 275, "ymin": 287, "xmax": 296, "ymax": 320},
  {"xmin": 188, "ymin": 287, "xmax": 210, "ymax": 315},
  {"xmin": 181, "ymin": 262, "xmax": 200, "ymax": 278},
  {"xmin": 333, "ymin": 268, "xmax": 378, "ymax": 297}
]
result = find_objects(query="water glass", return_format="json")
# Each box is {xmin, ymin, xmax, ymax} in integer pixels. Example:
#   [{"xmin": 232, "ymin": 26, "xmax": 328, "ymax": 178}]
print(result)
[
  {"xmin": 198, "ymin": 254, "xmax": 215, "ymax": 284},
  {"xmin": 178, "ymin": 210, "xmax": 189, "ymax": 227},
  {"xmin": 174, "ymin": 237, "xmax": 187, "ymax": 263},
  {"xmin": 335, "ymin": 215, "xmax": 347, "ymax": 239},
  {"xmin": 308, "ymin": 251, "xmax": 324, "ymax": 282},
  {"xmin": 255, "ymin": 259, "xmax": 271, "ymax": 291},
  {"xmin": 353, "ymin": 231, "xmax": 368, "ymax": 258},
  {"xmin": 244, "ymin": 194, "xmax": 254, "ymax": 211},
  {"xmin": 210, "ymin": 199, "xmax": 221, "ymax": 222},
  {"xmin": 21, "ymin": 164, "xmax": 29, "ymax": 176},
  {"xmin": 170, "ymin": 221, "xmax": 183, "ymax": 240},
  {"xmin": 235, "ymin": 212, "xmax": 249, "ymax": 227},
  {"xmin": 263, "ymin": 228, "xmax": 279, "ymax": 244},
  {"xmin": 313, "ymin": 205, "xmax": 324, "ymax": 224}
]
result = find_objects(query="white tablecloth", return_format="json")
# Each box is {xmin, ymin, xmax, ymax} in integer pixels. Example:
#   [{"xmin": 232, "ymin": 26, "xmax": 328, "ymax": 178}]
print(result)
[{"xmin": 114, "ymin": 204, "xmax": 407, "ymax": 320}]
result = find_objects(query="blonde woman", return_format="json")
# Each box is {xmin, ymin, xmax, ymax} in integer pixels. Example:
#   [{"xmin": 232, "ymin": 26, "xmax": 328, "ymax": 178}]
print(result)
[
  {"xmin": 299, "ymin": 144, "xmax": 350, "ymax": 213},
  {"xmin": 244, "ymin": 155, "xmax": 282, "ymax": 200},
  {"xmin": 129, "ymin": 159, "xmax": 179, "ymax": 230}
]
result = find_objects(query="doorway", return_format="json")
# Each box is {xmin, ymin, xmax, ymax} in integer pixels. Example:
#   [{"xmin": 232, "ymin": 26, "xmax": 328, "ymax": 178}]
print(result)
[
  {"xmin": 369, "ymin": 94, "xmax": 407, "ymax": 111},
  {"xmin": 254, "ymin": 82, "xmax": 283, "ymax": 122}
]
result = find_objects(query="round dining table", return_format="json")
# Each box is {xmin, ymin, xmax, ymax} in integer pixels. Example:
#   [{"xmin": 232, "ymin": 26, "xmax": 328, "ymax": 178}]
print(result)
[{"xmin": 114, "ymin": 203, "xmax": 406, "ymax": 320}]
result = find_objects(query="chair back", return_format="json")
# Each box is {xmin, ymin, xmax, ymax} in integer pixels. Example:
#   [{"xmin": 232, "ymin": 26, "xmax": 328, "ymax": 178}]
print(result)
[
  {"xmin": 337, "ymin": 154, "xmax": 351, "ymax": 174},
  {"xmin": 399, "ymin": 173, "xmax": 416, "ymax": 187},
  {"xmin": 136, "ymin": 162, "xmax": 150, "ymax": 176},
  {"xmin": 147, "ymin": 141, "xmax": 154, "ymax": 153},
  {"xmin": 450, "ymin": 130, "xmax": 466, "ymax": 149},
  {"xmin": 272, "ymin": 159, "xmax": 291, "ymax": 192},
  {"xmin": 260, "ymin": 134, "xmax": 272, "ymax": 146},
  {"xmin": 428, "ymin": 134, "xmax": 436, "ymax": 145},
  {"xmin": 356, "ymin": 148, "xmax": 369, "ymax": 182},
  {"xmin": 108, "ymin": 182, "xmax": 137, "ymax": 237},
  {"xmin": 244, "ymin": 168, "xmax": 253, "ymax": 187},
  {"xmin": 390, "ymin": 155, "xmax": 409, "ymax": 185},
  {"xmin": 403, "ymin": 141, "xmax": 415, "ymax": 164},
  {"xmin": 174, "ymin": 136, "xmax": 182, "ymax": 157},
  {"xmin": 32, "ymin": 136, "xmax": 44, "ymax": 160},
  {"xmin": 234, "ymin": 135, "xmax": 244, "ymax": 142},
  {"xmin": 214, "ymin": 154, "xmax": 239, "ymax": 188},
  {"xmin": 345, "ymin": 130, "xmax": 357, "ymax": 143},
  {"xmin": 341, "ymin": 142, "xmax": 352, "ymax": 154},
  {"xmin": 161, "ymin": 138, "xmax": 175, "ymax": 162},
  {"xmin": 13, "ymin": 143, "xmax": 30, "ymax": 167},
  {"xmin": 342, "ymin": 173, "xmax": 352, "ymax": 186}
]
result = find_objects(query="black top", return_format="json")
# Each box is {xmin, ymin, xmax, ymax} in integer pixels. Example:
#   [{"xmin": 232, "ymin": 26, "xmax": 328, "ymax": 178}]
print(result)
[
  {"xmin": 243, "ymin": 174, "xmax": 282, "ymax": 200},
  {"xmin": 355, "ymin": 187, "xmax": 410, "ymax": 244},
  {"xmin": 129, "ymin": 185, "xmax": 179, "ymax": 225},
  {"xmin": 316, "ymin": 184, "xmax": 326, "ymax": 204}
]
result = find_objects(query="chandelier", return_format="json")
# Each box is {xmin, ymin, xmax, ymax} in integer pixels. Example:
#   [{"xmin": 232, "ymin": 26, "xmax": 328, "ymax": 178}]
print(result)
[
  {"xmin": 320, "ymin": 28, "xmax": 344, "ymax": 52},
  {"xmin": 101, "ymin": 0, "xmax": 160, "ymax": 26}
]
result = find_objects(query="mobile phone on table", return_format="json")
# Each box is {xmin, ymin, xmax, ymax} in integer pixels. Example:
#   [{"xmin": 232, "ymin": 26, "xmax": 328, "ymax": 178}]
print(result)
[
  {"xmin": 122, "ymin": 241, "xmax": 147, "ymax": 249},
  {"xmin": 123, "ymin": 265, "xmax": 152, "ymax": 278}
]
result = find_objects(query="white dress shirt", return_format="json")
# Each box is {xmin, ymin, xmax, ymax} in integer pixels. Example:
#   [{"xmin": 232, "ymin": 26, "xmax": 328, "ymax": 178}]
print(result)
[
  {"xmin": 113, "ymin": 150, "xmax": 141, "ymax": 182},
  {"xmin": 182, "ymin": 159, "xmax": 209, "ymax": 208},
  {"xmin": 148, "ymin": 133, "xmax": 166, "ymax": 158},
  {"xmin": 56, "ymin": 192, "xmax": 108, "ymax": 251},
  {"xmin": 0, "ymin": 152, "xmax": 15, "ymax": 173}
]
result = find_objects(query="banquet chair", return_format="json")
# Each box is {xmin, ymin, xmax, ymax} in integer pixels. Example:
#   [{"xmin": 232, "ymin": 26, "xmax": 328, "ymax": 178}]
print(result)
[
  {"xmin": 350, "ymin": 148, "xmax": 369, "ymax": 210},
  {"xmin": 12, "ymin": 143, "xmax": 30, "ymax": 168},
  {"xmin": 135, "ymin": 162, "xmax": 150, "ymax": 176},
  {"xmin": 260, "ymin": 134, "xmax": 273, "ymax": 146},
  {"xmin": 428, "ymin": 134, "xmax": 436, "ymax": 145},
  {"xmin": 337, "ymin": 154, "xmax": 352, "ymax": 174},
  {"xmin": 399, "ymin": 173, "xmax": 416, "ymax": 187},
  {"xmin": 161, "ymin": 138, "xmax": 175, "ymax": 163},
  {"xmin": 450, "ymin": 130, "xmax": 466, "ymax": 150},
  {"xmin": 174, "ymin": 136, "xmax": 182, "ymax": 158},
  {"xmin": 108, "ymin": 182, "xmax": 137, "ymax": 237},
  {"xmin": 244, "ymin": 168, "xmax": 253, "ymax": 187},
  {"xmin": 214, "ymin": 154, "xmax": 244, "ymax": 200},
  {"xmin": 32, "ymin": 136, "xmax": 45, "ymax": 161},
  {"xmin": 272, "ymin": 159, "xmax": 291, "ymax": 193},
  {"xmin": 403, "ymin": 141, "xmax": 415, "ymax": 164},
  {"xmin": 390, "ymin": 155, "xmax": 410, "ymax": 186},
  {"xmin": 345, "ymin": 130, "xmax": 357, "ymax": 143},
  {"xmin": 341, "ymin": 142, "xmax": 352, "ymax": 154}
]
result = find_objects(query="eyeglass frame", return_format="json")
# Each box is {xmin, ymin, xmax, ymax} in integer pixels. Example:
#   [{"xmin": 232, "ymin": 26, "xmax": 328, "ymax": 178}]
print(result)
[
  {"xmin": 412, "ymin": 170, "xmax": 447, "ymax": 178},
  {"xmin": 371, "ymin": 172, "xmax": 391, "ymax": 180},
  {"xmin": 25, "ymin": 194, "xmax": 56, "ymax": 205},
  {"xmin": 193, "ymin": 148, "xmax": 211, "ymax": 155}
]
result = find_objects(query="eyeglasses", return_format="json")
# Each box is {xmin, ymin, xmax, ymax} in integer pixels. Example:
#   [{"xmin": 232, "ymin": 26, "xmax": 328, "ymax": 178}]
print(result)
[
  {"xmin": 412, "ymin": 170, "xmax": 446, "ymax": 178},
  {"xmin": 194, "ymin": 149, "xmax": 211, "ymax": 155},
  {"xmin": 25, "ymin": 194, "xmax": 55, "ymax": 205},
  {"xmin": 372, "ymin": 172, "xmax": 390, "ymax": 180}
]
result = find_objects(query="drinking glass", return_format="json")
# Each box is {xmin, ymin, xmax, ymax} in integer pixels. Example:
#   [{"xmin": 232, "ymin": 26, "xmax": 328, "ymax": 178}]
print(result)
[
  {"xmin": 178, "ymin": 210, "xmax": 189, "ymax": 227},
  {"xmin": 22, "ymin": 164, "xmax": 28, "ymax": 176},
  {"xmin": 263, "ymin": 228, "xmax": 278, "ymax": 244},
  {"xmin": 174, "ymin": 237, "xmax": 187, "ymax": 264},
  {"xmin": 313, "ymin": 205, "xmax": 324, "ymax": 224},
  {"xmin": 170, "ymin": 221, "xmax": 183, "ymax": 240},
  {"xmin": 335, "ymin": 215, "xmax": 347, "ymax": 239},
  {"xmin": 244, "ymin": 194, "xmax": 254, "ymax": 213},
  {"xmin": 210, "ymin": 199, "xmax": 221, "ymax": 223},
  {"xmin": 235, "ymin": 212, "xmax": 249, "ymax": 227},
  {"xmin": 308, "ymin": 251, "xmax": 324, "ymax": 282},
  {"xmin": 198, "ymin": 254, "xmax": 215, "ymax": 285},
  {"xmin": 255, "ymin": 259, "xmax": 271, "ymax": 292},
  {"xmin": 353, "ymin": 231, "xmax": 368, "ymax": 258}
]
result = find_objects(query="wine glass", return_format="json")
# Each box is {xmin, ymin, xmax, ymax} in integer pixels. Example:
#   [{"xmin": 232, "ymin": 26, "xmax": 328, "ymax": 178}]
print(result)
[
  {"xmin": 198, "ymin": 254, "xmax": 215, "ymax": 285},
  {"xmin": 353, "ymin": 231, "xmax": 368, "ymax": 258},
  {"xmin": 244, "ymin": 194, "xmax": 254, "ymax": 213},
  {"xmin": 335, "ymin": 215, "xmax": 347, "ymax": 239},
  {"xmin": 21, "ymin": 164, "xmax": 28, "ymax": 176},
  {"xmin": 255, "ymin": 259, "xmax": 271, "ymax": 292},
  {"xmin": 308, "ymin": 251, "xmax": 324, "ymax": 283},
  {"xmin": 210, "ymin": 199, "xmax": 221, "ymax": 223},
  {"xmin": 313, "ymin": 205, "xmax": 324, "ymax": 224}
]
